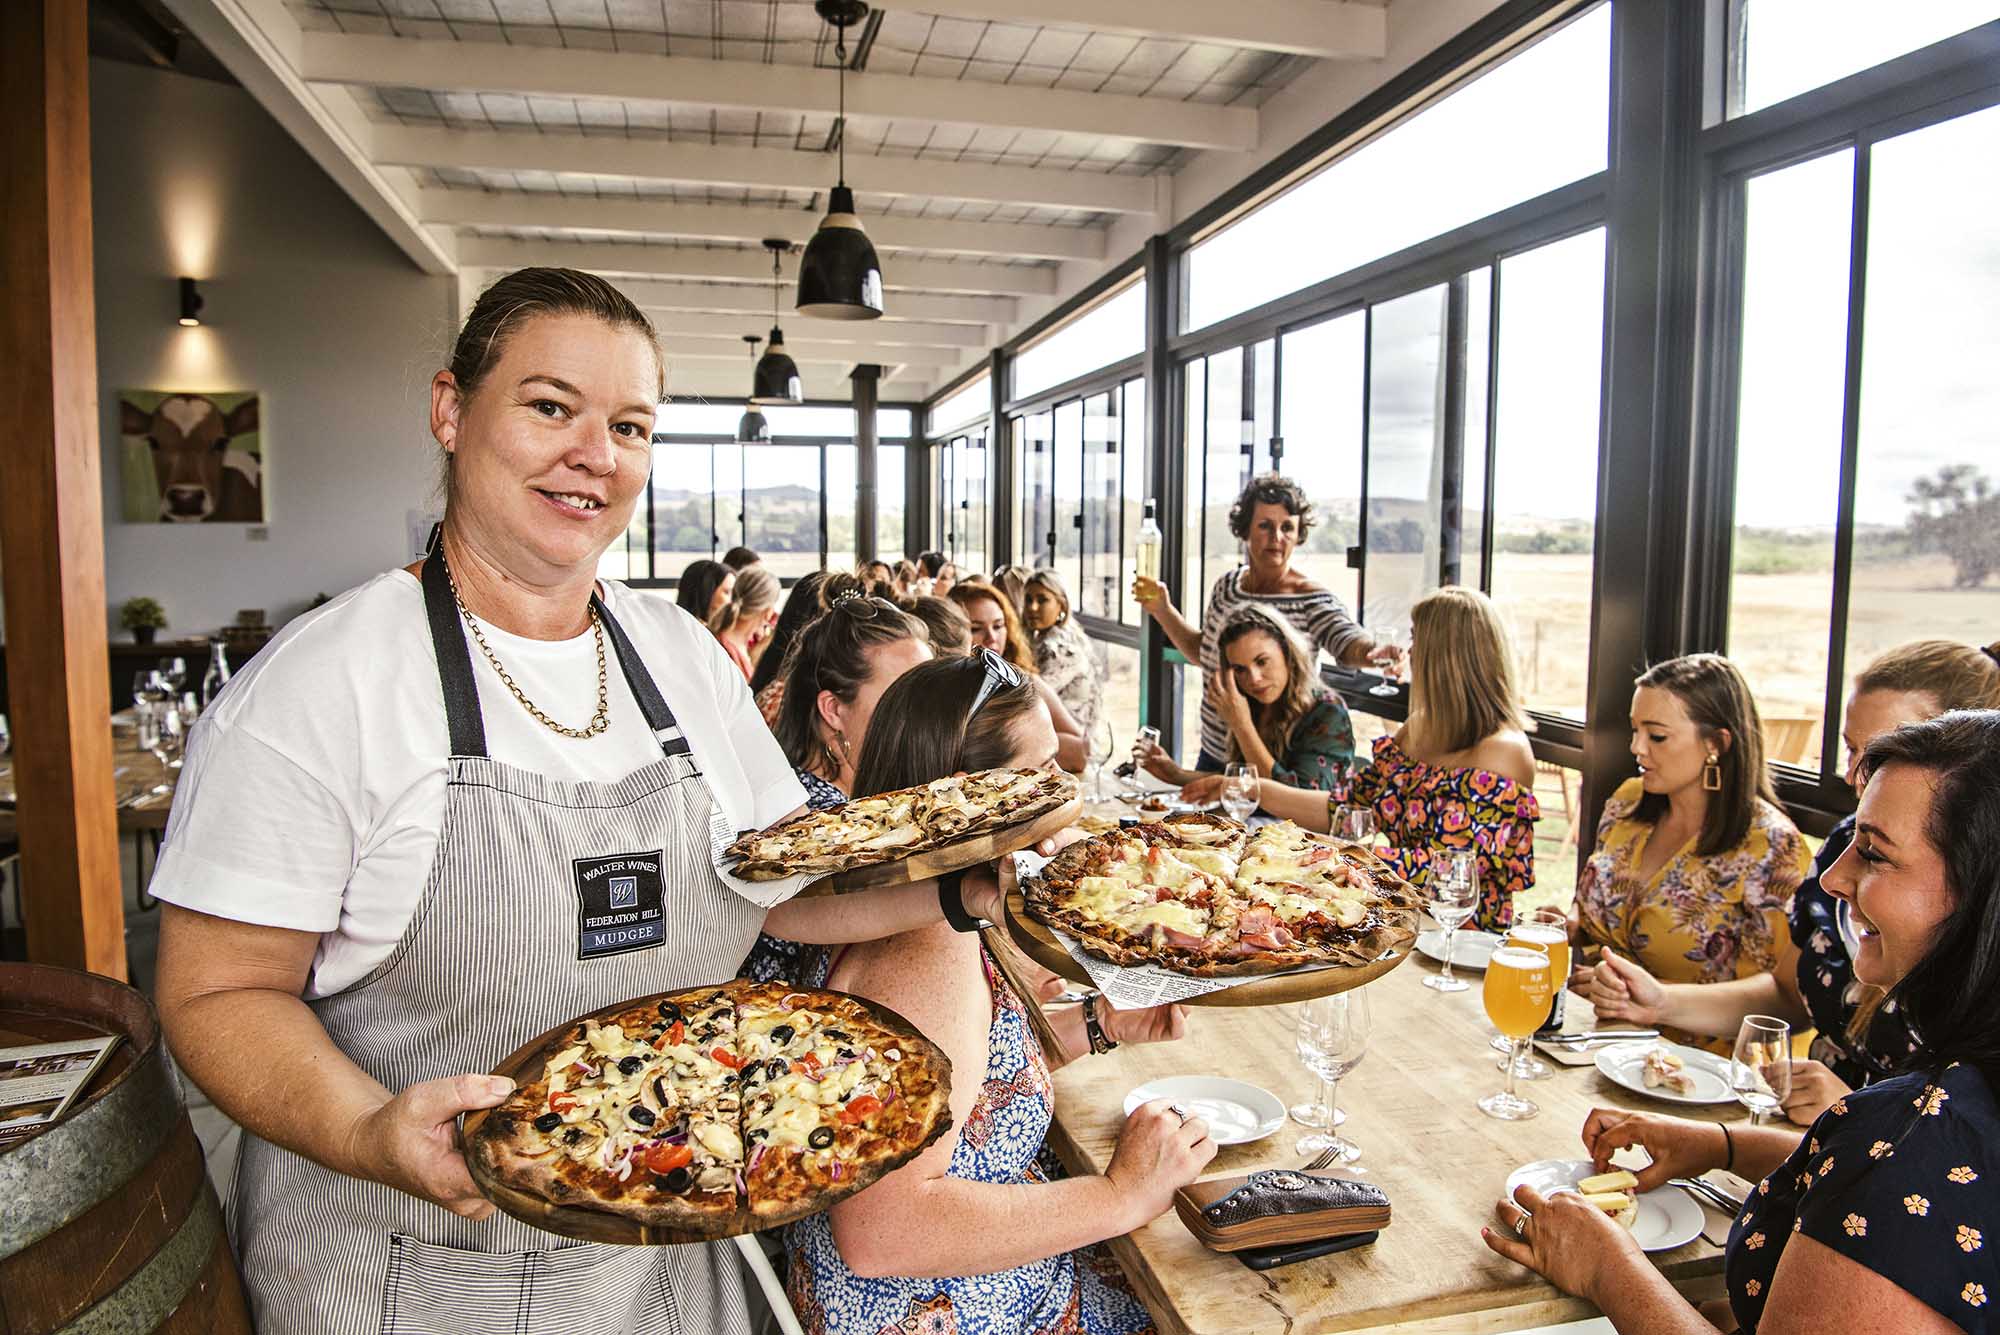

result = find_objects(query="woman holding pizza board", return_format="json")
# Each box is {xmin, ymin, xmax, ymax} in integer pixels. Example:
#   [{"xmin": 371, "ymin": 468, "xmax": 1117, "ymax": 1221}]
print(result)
[{"xmin": 150, "ymin": 269, "xmax": 1027, "ymax": 1335}]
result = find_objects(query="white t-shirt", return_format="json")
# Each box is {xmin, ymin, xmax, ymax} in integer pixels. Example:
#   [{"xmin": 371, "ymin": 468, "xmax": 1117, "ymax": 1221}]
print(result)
[{"xmin": 149, "ymin": 571, "xmax": 805, "ymax": 998}]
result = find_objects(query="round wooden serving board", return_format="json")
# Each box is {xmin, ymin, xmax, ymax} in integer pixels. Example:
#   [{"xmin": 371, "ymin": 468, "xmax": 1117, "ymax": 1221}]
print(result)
[
  {"xmin": 809, "ymin": 795, "xmax": 1084, "ymax": 893},
  {"xmin": 1001, "ymin": 890, "xmax": 1410, "ymax": 1007}
]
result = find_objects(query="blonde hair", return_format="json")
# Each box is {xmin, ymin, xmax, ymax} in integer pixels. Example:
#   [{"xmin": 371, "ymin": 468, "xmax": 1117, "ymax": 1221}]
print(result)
[
  {"xmin": 1407, "ymin": 586, "xmax": 1528, "ymax": 756},
  {"xmin": 709, "ymin": 565, "xmax": 779, "ymax": 637},
  {"xmin": 1215, "ymin": 607, "xmax": 1321, "ymax": 767},
  {"xmin": 1855, "ymin": 639, "xmax": 2000, "ymax": 713},
  {"xmin": 1024, "ymin": 568, "xmax": 1072, "ymax": 625}
]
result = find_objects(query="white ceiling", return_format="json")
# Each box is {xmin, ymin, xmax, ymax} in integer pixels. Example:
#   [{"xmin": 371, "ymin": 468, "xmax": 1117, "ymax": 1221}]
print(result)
[{"xmin": 162, "ymin": 0, "xmax": 1414, "ymax": 401}]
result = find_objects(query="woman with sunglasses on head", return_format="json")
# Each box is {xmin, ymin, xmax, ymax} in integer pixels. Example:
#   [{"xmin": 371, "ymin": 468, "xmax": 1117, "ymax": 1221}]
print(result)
[
  {"xmin": 1572, "ymin": 638, "xmax": 2000, "ymax": 1124},
  {"xmin": 951, "ymin": 579, "xmax": 1088, "ymax": 772},
  {"xmin": 1486, "ymin": 710, "xmax": 2000, "ymax": 1335},
  {"xmin": 781, "ymin": 650, "xmax": 1207, "ymax": 1335}
]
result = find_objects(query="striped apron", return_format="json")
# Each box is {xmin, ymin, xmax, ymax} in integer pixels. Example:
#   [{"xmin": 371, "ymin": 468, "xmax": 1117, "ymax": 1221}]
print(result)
[{"xmin": 230, "ymin": 553, "xmax": 766, "ymax": 1335}]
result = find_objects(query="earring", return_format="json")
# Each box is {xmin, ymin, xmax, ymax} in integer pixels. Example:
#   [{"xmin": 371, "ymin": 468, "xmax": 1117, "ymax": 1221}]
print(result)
[{"xmin": 1702, "ymin": 753, "xmax": 1722, "ymax": 791}]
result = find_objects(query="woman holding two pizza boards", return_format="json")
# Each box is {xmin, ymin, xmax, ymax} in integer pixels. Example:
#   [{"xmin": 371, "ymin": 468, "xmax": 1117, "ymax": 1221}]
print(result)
[{"xmin": 149, "ymin": 269, "xmax": 1035, "ymax": 1335}]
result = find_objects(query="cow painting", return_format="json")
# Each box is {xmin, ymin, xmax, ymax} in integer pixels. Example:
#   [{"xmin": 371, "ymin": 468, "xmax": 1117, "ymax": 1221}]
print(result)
[{"xmin": 118, "ymin": 391, "xmax": 265, "ymax": 524}]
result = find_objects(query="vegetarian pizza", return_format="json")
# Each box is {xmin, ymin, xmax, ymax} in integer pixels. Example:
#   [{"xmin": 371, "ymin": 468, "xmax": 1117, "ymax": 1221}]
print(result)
[
  {"xmin": 468, "ymin": 979, "xmax": 952, "ymax": 1238},
  {"xmin": 1023, "ymin": 817, "xmax": 1422, "ymax": 977},
  {"xmin": 725, "ymin": 767, "xmax": 1078, "ymax": 881}
]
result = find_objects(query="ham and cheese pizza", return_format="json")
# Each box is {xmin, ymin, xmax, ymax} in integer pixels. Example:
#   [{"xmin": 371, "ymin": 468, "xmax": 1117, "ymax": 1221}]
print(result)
[{"xmin": 1023, "ymin": 818, "xmax": 1421, "ymax": 977}]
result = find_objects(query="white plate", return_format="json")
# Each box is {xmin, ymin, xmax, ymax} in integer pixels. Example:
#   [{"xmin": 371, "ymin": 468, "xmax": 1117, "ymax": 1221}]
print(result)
[
  {"xmin": 1123, "ymin": 1076, "xmax": 1284, "ymax": 1146},
  {"xmin": 1415, "ymin": 929, "xmax": 1503, "ymax": 970},
  {"xmin": 1503, "ymin": 1158, "xmax": 1706, "ymax": 1254},
  {"xmin": 1594, "ymin": 1040, "xmax": 1737, "ymax": 1105}
]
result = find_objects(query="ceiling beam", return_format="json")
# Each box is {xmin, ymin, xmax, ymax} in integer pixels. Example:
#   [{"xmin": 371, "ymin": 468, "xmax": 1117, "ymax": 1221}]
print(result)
[
  {"xmin": 661, "ymin": 335, "xmax": 962, "ymax": 368},
  {"xmin": 375, "ymin": 127, "xmax": 1156, "ymax": 217},
  {"xmin": 663, "ymin": 365, "xmax": 926, "ymax": 402},
  {"xmin": 303, "ymin": 31, "xmax": 1257, "ymax": 151},
  {"xmin": 614, "ymin": 278, "xmax": 1014, "ymax": 326},
  {"xmin": 896, "ymin": 0, "xmax": 1387, "ymax": 59},
  {"xmin": 415, "ymin": 189, "xmax": 1104, "ymax": 263},
  {"xmin": 648, "ymin": 312, "xmax": 988, "ymax": 349},
  {"xmin": 459, "ymin": 236, "xmax": 1057, "ymax": 297}
]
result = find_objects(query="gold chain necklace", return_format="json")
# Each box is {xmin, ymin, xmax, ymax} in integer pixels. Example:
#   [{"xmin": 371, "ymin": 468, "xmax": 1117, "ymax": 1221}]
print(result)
[{"xmin": 448, "ymin": 568, "xmax": 610, "ymax": 739}]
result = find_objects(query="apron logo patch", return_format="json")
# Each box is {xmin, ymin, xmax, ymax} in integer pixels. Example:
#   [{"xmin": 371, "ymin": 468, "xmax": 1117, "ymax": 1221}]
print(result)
[{"xmin": 573, "ymin": 851, "xmax": 666, "ymax": 959}]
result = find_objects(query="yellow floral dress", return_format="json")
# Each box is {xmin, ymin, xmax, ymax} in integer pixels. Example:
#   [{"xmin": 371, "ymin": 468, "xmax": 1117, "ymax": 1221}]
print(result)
[{"xmin": 1574, "ymin": 777, "xmax": 1810, "ymax": 1053}]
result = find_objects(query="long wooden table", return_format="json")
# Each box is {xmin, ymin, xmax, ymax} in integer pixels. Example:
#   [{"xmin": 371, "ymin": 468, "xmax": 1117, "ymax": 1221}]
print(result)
[
  {"xmin": 0, "ymin": 725, "xmax": 177, "ymax": 840},
  {"xmin": 1041, "ymin": 947, "xmax": 1745, "ymax": 1334}
]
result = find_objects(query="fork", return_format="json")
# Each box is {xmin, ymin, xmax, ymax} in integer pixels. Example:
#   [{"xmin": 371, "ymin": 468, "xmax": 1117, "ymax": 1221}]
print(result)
[
  {"xmin": 1669, "ymin": 1176, "xmax": 1746, "ymax": 1214},
  {"xmin": 1302, "ymin": 1147, "xmax": 1340, "ymax": 1172}
]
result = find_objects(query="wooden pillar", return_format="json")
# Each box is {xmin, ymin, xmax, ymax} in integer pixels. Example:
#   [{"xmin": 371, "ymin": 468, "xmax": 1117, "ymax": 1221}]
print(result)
[
  {"xmin": 1, "ymin": 0, "xmax": 126, "ymax": 978},
  {"xmin": 852, "ymin": 364, "xmax": 881, "ymax": 565}
]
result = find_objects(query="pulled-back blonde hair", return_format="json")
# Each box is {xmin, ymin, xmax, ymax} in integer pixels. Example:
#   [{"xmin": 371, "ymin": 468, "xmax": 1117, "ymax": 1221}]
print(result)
[
  {"xmin": 1855, "ymin": 638, "xmax": 2000, "ymax": 713},
  {"xmin": 1407, "ymin": 586, "xmax": 1528, "ymax": 756},
  {"xmin": 709, "ymin": 565, "xmax": 779, "ymax": 637}
]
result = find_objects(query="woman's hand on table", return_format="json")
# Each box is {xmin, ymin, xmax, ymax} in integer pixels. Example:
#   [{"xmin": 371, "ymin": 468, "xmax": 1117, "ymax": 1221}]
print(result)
[
  {"xmin": 1581, "ymin": 1106, "xmax": 1726, "ymax": 1193},
  {"xmin": 1569, "ymin": 949, "xmax": 1667, "ymax": 1027},
  {"xmin": 1179, "ymin": 774, "xmax": 1226, "ymax": 806},
  {"xmin": 1106, "ymin": 1098, "xmax": 1216, "ymax": 1229},
  {"xmin": 1484, "ymin": 1183, "xmax": 1644, "ymax": 1304},
  {"xmin": 345, "ymin": 1073, "xmax": 516, "ymax": 1220},
  {"xmin": 1779, "ymin": 1059, "xmax": 1852, "ymax": 1126}
]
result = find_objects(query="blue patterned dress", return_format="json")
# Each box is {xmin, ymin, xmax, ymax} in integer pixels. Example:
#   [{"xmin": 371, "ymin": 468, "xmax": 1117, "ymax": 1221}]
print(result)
[{"xmin": 785, "ymin": 949, "xmax": 1157, "ymax": 1335}]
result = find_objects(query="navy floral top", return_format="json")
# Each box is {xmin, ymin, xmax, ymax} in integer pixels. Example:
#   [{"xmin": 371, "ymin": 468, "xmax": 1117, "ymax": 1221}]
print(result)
[
  {"xmin": 1790, "ymin": 816, "xmax": 1921, "ymax": 1088},
  {"xmin": 737, "ymin": 768, "xmax": 845, "ymax": 986},
  {"xmin": 1727, "ymin": 1063, "xmax": 1999, "ymax": 1331}
]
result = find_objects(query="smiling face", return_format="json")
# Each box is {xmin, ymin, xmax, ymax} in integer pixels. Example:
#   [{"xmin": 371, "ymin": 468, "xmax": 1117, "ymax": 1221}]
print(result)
[
  {"xmin": 1821, "ymin": 762, "xmax": 1955, "ymax": 988},
  {"xmin": 1629, "ymin": 684, "xmax": 1724, "ymax": 798},
  {"xmin": 962, "ymin": 595, "xmax": 1009, "ymax": 656},
  {"xmin": 432, "ymin": 313, "xmax": 658, "ymax": 583},
  {"xmin": 1223, "ymin": 630, "xmax": 1289, "ymax": 705},
  {"xmin": 1841, "ymin": 687, "xmax": 1938, "ymax": 792},
  {"xmin": 1243, "ymin": 502, "xmax": 1304, "ymax": 576},
  {"xmin": 1022, "ymin": 585, "xmax": 1063, "ymax": 632}
]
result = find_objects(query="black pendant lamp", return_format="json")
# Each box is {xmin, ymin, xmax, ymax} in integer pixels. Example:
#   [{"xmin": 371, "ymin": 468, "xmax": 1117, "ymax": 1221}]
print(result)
[
  {"xmin": 751, "ymin": 239, "xmax": 804, "ymax": 404},
  {"xmin": 736, "ymin": 335, "xmax": 773, "ymax": 442},
  {"xmin": 797, "ymin": 0, "xmax": 884, "ymax": 321}
]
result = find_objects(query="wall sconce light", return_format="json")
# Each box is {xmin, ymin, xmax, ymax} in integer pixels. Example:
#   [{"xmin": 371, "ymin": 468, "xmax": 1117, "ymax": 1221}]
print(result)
[{"xmin": 178, "ymin": 277, "xmax": 204, "ymax": 327}]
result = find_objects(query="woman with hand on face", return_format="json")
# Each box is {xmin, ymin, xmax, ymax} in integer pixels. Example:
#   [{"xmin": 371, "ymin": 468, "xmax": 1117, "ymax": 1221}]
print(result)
[
  {"xmin": 784, "ymin": 652, "xmax": 1206, "ymax": 1335},
  {"xmin": 949, "ymin": 579, "xmax": 1088, "ymax": 772},
  {"xmin": 1138, "ymin": 606, "xmax": 1354, "ymax": 805},
  {"xmin": 1487, "ymin": 710, "xmax": 2000, "ymax": 1335},
  {"xmin": 1574, "ymin": 639, "xmax": 2000, "ymax": 1125},
  {"xmin": 1132, "ymin": 474, "xmax": 1396, "ymax": 774},
  {"xmin": 709, "ymin": 564, "xmax": 780, "ymax": 682},
  {"xmin": 1023, "ymin": 568, "xmax": 1105, "ymax": 737},
  {"xmin": 1572, "ymin": 653, "xmax": 1811, "ymax": 1054}
]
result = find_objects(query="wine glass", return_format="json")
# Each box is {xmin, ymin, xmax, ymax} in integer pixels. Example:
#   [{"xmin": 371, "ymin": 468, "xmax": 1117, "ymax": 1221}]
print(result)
[
  {"xmin": 1424, "ymin": 857, "xmax": 1477, "ymax": 993},
  {"xmin": 1367, "ymin": 623, "xmax": 1409, "ymax": 697},
  {"xmin": 158, "ymin": 656, "xmax": 188, "ymax": 696},
  {"xmin": 1221, "ymin": 763, "xmax": 1259, "ymax": 824},
  {"xmin": 1294, "ymin": 990, "xmax": 1371, "ymax": 1162},
  {"xmin": 1731, "ymin": 1016, "xmax": 1792, "ymax": 1125},
  {"xmin": 1479, "ymin": 941, "xmax": 1552, "ymax": 1120},
  {"xmin": 133, "ymin": 669, "xmax": 169, "ymax": 708},
  {"xmin": 1333, "ymin": 805, "xmax": 1376, "ymax": 847},
  {"xmin": 148, "ymin": 705, "xmax": 185, "ymax": 793},
  {"xmin": 0, "ymin": 713, "xmax": 10, "ymax": 761},
  {"xmin": 1085, "ymin": 720, "xmax": 1116, "ymax": 801},
  {"xmin": 1495, "ymin": 906, "xmax": 1569, "ymax": 1080}
]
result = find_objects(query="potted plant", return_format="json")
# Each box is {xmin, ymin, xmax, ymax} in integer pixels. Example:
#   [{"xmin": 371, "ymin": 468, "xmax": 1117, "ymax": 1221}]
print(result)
[{"xmin": 120, "ymin": 597, "xmax": 168, "ymax": 645}]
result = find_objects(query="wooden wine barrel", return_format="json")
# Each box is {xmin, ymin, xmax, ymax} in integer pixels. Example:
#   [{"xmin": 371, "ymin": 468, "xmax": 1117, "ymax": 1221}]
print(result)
[{"xmin": 0, "ymin": 962, "xmax": 251, "ymax": 1334}]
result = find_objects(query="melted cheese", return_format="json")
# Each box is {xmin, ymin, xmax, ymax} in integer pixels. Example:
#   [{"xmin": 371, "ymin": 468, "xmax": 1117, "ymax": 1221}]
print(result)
[{"xmin": 1128, "ymin": 899, "xmax": 1207, "ymax": 935}]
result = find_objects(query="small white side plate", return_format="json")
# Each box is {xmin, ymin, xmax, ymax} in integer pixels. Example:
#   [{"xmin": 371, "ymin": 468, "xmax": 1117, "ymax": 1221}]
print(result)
[
  {"xmin": 1123, "ymin": 1076, "xmax": 1285, "ymax": 1146},
  {"xmin": 1415, "ymin": 929, "xmax": 1503, "ymax": 970},
  {"xmin": 1594, "ymin": 1040, "xmax": 1737, "ymax": 1105},
  {"xmin": 1503, "ymin": 1158, "xmax": 1706, "ymax": 1254}
]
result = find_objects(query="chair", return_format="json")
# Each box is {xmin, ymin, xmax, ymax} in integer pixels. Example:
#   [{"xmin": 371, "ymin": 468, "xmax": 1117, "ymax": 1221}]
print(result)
[
  {"xmin": 1534, "ymin": 760, "xmax": 1580, "ymax": 850},
  {"xmin": 1761, "ymin": 715, "xmax": 1821, "ymax": 768}
]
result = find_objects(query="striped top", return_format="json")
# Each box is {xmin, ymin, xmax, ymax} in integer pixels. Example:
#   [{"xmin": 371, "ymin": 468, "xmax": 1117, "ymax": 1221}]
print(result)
[{"xmin": 1197, "ymin": 568, "xmax": 1369, "ymax": 764}]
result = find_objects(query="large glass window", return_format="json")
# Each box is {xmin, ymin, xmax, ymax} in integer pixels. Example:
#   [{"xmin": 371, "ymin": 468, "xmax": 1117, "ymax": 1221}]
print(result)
[
  {"xmin": 1052, "ymin": 400, "xmax": 1084, "ymax": 575},
  {"xmin": 1119, "ymin": 379, "xmax": 1148, "ymax": 630},
  {"xmin": 1079, "ymin": 392, "xmax": 1121, "ymax": 622},
  {"xmin": 742, "ymin": 445, "xmax": 823, "ymax": 579},
  {"xmin": 930, "ymin": 374, "xmax": 990, "ymax": 437},
  {"xmin": 1013, "ymin": 281, "xmax": 1147, "ymax": 403},
  {"xmin": 1184, "ymin": 4, "xmax": 1610, "ymax": 331},
  {"xmin": 1020, "ymin": 411, "xmax": 1055, "ymax": 568},
  {"xmin": 1277, "ymin": 313, "xmax": 1365, "ymax": 614},
  {"xmin": 1362, "ymin": 285, "xmax": 1450, "ymax": 630},
  {"xmin": 939, "ymin": 431, "xmax": 989, "ymax": 576},
  {"xmin": 877, "ymin": 444, "xmax": 906, "ymax": 561},
  {"xmin": 1735, "ymin": 2, "xmax": 2000, "ymax": 115}
]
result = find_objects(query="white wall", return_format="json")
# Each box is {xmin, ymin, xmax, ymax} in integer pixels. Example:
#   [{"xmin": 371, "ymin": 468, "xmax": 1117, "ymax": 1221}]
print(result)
[{"xmin": 91, "ymin": 58, "xmax": 453, "ymax": 638}]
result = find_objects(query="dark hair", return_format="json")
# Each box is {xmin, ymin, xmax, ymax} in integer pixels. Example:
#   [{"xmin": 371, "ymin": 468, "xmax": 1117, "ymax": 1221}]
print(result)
[
  {"xmin": 750, "ymin": 571, "xmax": 829, "ymax": 694},
  {"xmin": 772, "ymin": 595, "xmax": 926, "ymax": 773},
  {"xmin": 1633, "ymin": 653, "xmax": 1777, "ymax": 856},
  {"xmin": 917, "ymin": 550, "xmax": 948, "ymax": 578},
  {"xmin": 1227, "ymin": 474, "xmax": 1315, "ymax": 542},
  {"xmin": 1855, "ymin": 710, "xmax": 2000, "ymax": 1082},
  {"xmin": 450, "ymin": 268, "xmax": 661, "ymax": 400},
  {"xmin": 675, "ymin": 560, "xmax": 731, "ymax": 620},
  {"xmin": 901, "ymin": 595, "xmax": 971, "ymax": 657},
  {"xmin": 721, "ymin": 546, "xmax": 761, "ymax": 571},
  {"xmin": 851, "ymin": 657, "xmax": 1043, "ymax": 796}
]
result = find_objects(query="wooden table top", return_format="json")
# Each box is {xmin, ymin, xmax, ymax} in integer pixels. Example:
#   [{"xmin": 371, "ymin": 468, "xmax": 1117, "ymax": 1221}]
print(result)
[
  {"xmin": 1041, "ymin": 931, "xmax": 1746, "ymax": 1335},
  {"xmin": 0, "ymin": 725, "xmax": 176, "ymax": 839}
]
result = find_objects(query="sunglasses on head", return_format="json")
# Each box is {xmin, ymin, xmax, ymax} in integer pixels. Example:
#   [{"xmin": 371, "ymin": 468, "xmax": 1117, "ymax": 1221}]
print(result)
[{"xmin": 966, "ymin": 646, "xmax": 1026, "ymax": 719}]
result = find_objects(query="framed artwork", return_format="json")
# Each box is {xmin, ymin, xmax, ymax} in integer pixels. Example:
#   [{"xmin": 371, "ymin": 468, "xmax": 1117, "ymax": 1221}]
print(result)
[{"xmin": 118, "ymin": 390, "xmax": 264, "ymax": 523}]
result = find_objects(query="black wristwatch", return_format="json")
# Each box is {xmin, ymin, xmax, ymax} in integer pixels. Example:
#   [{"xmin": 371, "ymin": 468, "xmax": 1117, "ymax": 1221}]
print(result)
[
  {"xmin": 1082, "ymin": 993, "xmax": 1119, "ymax": 1054},
  {"xmin": 938, "ymin": 870, "xmax": 987, "ymax": 933}
]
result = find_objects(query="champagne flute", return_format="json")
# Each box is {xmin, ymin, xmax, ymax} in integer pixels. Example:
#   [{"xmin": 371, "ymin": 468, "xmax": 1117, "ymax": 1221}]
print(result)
[
  {"xmin": 1085, "ymin": 720, "xmax": 1115, "ymax": 802},
  {"xmin": 1424, "ymin": 858, "xmax": 1476, "ymax": 994},
  {"xmin": 1479, "ymin": 941, "xmax": 1552, "ymax": 1120},
  {"xmin": 1731, "ymin": 1016, "xmax": 1792, "ymax": 1126},
  {"xmin": 1221, "ymin": 762, "xmax": 1259, "ymax": 824},
  {"xmin": 1495, "ymin": 906, "xmax": 1569, "ymax": 1080},
  {"xmin": 1294, "ymin": 990, "xmax": 1371, "ymax": 1161}
]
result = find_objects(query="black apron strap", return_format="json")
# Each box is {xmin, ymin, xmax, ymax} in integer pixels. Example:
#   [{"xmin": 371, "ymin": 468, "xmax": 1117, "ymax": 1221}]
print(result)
[
  {"xmin": 419, "ymin": 549, "xmax": 490, "ymax": 759},
  {"xmin": 592, "ymin": 591, "xmax": 694, "ymax": 759}
]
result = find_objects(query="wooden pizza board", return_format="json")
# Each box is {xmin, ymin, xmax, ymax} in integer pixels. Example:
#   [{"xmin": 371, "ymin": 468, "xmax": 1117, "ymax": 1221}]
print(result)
[{"xmin": 805, "ymin": 794, "xmax": 1084, "ymax": 894}]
